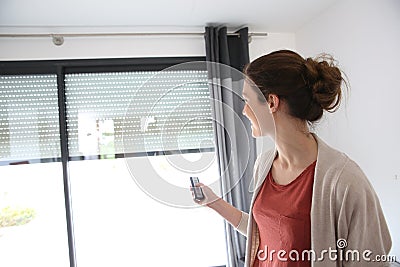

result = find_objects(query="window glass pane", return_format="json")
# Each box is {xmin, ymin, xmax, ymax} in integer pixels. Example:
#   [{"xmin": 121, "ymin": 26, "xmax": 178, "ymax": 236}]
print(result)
[
  {"xmin": 66, "ymin": 69, "xmax": 227, "ymax": 266},
  {"xmin": 0, "ymin": 163, "xmax": 69, "ymax": 267},
  {"xmin": 64, "ymin": 70, "xmax": 214, "ymax": 157},
  {"xmin": 0, "ymin": 75, "xmax": 60, "ymax": 163},
  {"xmin": 69, "ymin": 156, "xmax": 227, "ymax": 267},
  {"xmin": 0, "ymin": 74, "xmax": 69, "ymax": 267}
]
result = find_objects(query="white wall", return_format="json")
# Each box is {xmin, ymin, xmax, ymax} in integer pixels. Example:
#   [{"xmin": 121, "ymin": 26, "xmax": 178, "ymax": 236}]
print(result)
[
  {"xmin": 296, "ymin": 0, "xmax": 400, "ymax": 258},
  {"xmin": 0, "ymin": 28, "xmax": 294, "ymax": 61},
  {"xmin": 249, "ymin": 32, "xmax": 295, "ymax": 60},
  {"xmin": 0, "ymin": 36, "xmax": 205, "ymax": 60}
]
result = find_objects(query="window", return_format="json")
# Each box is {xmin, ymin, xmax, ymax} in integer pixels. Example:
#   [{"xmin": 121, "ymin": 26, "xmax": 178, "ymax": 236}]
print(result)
[
  {"xmin": 0, "ymin": 74, "xmax": 69, "ymax": 267},
  {"xmin": 0, "ymin": 58, "xmax": 227, "ymax": 267}
]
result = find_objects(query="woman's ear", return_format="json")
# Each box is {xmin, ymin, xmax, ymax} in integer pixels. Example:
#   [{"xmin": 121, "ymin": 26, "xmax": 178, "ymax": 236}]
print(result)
[{"xmin": 267, "ymin": 94, "xmax": 280, "ymax": 113}]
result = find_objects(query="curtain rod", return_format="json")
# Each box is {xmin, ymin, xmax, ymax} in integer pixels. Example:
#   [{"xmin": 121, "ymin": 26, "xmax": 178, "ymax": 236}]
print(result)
[
  {"xmin": 0, "ymin": 32, "xmax": 268, "ymax": 38},
  {"xmin": 0, "ymin": 32, "xmax": 268, "ymax": 45}
]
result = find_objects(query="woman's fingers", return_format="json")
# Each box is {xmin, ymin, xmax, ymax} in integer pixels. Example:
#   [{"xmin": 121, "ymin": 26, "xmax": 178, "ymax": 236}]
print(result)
[{"xmin": 190, "ymin": 182, "xmax": 221, "ymax": 207}]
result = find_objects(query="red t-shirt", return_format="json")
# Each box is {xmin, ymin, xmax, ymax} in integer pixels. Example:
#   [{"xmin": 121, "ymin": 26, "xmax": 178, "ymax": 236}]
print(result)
[{"xmin": 252, "ymin": 160, "xmax": 316, "ymax": 267}]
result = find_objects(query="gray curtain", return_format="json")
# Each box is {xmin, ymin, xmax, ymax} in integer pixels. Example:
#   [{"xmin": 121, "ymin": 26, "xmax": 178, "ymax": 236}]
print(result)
[{"xmin": 205, "ymin": 26, "xmax": 257, "ymax": 267}]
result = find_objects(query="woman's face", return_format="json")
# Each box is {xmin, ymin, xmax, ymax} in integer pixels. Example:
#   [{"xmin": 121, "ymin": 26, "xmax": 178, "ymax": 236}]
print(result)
[{"xmin": 241, "ymin": 81, "xmax": 275, "ymax": 138}]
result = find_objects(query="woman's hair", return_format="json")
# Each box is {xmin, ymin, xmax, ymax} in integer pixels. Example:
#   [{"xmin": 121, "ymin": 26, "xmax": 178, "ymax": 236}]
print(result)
[{"xmin": 244, "ymin": 50, "xmax": 347, "ymax": 122}]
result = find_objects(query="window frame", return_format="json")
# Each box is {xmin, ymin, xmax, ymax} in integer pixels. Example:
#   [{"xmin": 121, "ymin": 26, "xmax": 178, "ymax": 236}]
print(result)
[{"xmin": 0, "ymin": 56, "xmax": 210, "ymax": 267}]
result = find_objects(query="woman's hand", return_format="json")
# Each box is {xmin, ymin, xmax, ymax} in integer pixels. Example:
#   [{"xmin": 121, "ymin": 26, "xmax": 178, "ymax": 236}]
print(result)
[
  {"xmin": 190, "ymin": 182, "xmax": 221, "ymax": 208},
  {"xmin": 190, "ymin": 182, "xmax": 243, "ymax": 228}
]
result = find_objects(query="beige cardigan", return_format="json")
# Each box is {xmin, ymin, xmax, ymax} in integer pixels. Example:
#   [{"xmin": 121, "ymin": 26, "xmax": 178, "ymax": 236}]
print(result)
[{"xmin": 235, "ymin": 135, "xmax": 392, "ymax": 267}]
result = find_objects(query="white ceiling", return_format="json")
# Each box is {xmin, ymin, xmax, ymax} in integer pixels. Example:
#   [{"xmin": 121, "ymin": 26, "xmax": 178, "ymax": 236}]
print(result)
[{"xmin": 0, "ymin": 0, "xmax": 339, "ymax": 32}]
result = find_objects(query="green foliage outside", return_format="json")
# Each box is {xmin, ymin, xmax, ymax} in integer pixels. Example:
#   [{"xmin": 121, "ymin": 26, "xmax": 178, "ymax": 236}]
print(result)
[{"xmin": 0, "ymin": 206, "xmax": 36, "ymax": 228}]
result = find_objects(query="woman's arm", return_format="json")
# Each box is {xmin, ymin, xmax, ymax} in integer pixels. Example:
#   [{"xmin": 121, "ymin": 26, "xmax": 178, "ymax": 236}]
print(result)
[
  {"xmin": 208, "ymin": 197, "xmax": 243, "ymax": 228},
  {"xmin": 192, "ymin": 183, "xmax": 249, "ymax": 235}
]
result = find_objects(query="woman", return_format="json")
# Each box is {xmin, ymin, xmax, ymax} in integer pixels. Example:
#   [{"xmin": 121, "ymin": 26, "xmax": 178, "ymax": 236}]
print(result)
[{"xmin": 193, "ymin": 50, "xmax": 392, "ymax": 266}]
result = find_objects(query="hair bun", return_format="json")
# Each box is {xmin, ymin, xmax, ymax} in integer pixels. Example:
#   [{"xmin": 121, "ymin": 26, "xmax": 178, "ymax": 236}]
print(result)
[
  {"xmin": 244, "ymin": 50, "xmax": 347, "ymax": 123},
  {"xmin": 304, "ymin": 55, "xmax": 343, "ymax": 113}
]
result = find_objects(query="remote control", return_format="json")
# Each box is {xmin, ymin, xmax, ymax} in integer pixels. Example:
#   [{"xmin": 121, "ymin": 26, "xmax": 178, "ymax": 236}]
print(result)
[{"xmin": 190, "ymin": 177, "xmax": 205, "ymax": 200}]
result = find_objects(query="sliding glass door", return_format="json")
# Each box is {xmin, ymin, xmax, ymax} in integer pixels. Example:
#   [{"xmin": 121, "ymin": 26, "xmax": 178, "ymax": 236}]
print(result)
[{"xmin": 0, "ymin": 58, "xmax": 227, "ymax": 267}]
